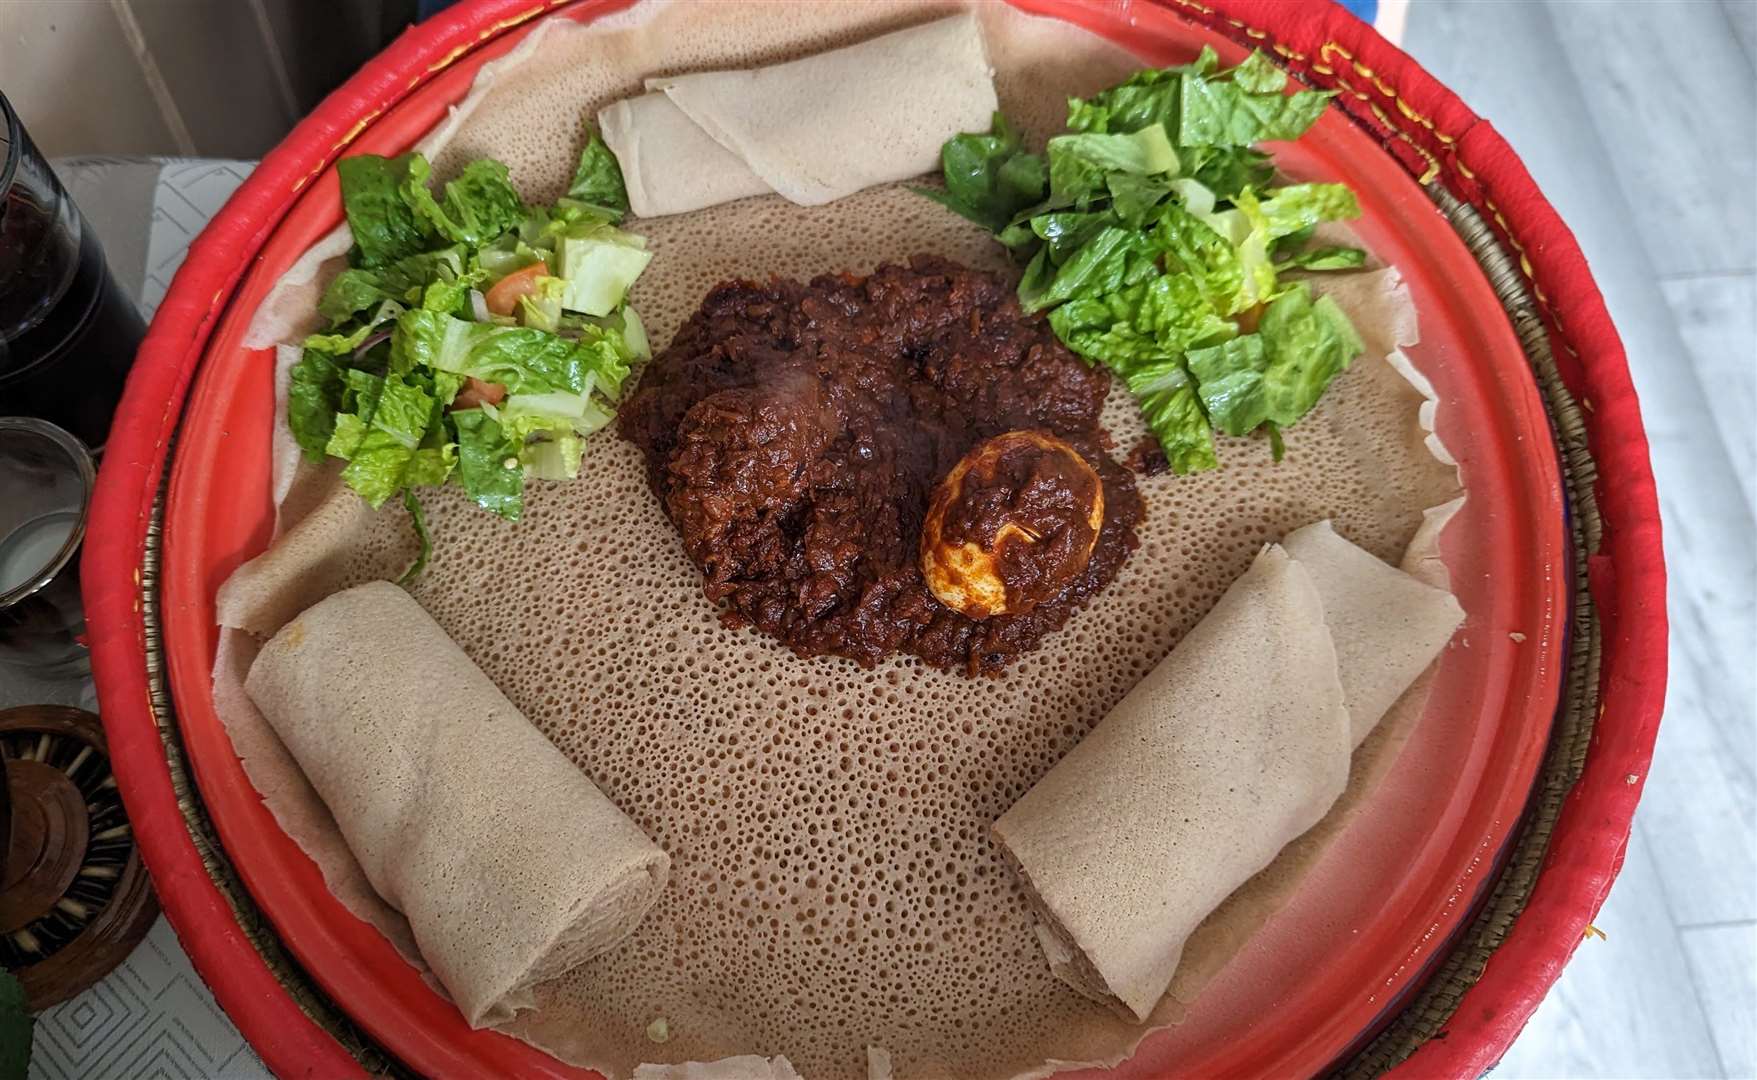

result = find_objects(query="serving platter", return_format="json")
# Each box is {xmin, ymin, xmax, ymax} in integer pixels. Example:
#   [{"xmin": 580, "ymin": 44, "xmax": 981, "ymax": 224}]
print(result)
[{"xmin": 82, "ymin": 1, "xmax": 1665, "ymax": 1078}]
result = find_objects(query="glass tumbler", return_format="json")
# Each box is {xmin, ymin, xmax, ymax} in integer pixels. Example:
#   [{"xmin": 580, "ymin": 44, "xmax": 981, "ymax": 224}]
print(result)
[
  {"xmin": 1, "ymin": 91, "xmax": 146, "ymax": 452},
  {"xmin": 0, "ymin": 417, "xmax": 96, "ymax": 675}
]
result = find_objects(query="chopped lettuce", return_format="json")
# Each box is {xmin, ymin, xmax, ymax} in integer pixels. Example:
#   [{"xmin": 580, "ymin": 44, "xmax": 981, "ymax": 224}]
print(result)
[
  {"xmin": 1046, "ymin": 126, "xmax": 1178, "ymax": 205},
  {"xmin": 336, "ymin": 153, "xmax": 429, "ymax": 268},
  {"xmin": 453, "ymin": 408, "xmax": 525, "ymax": 519},
  {"xmin": 1175, "ymin": 62, "xmax": 1333, "ymax": 147},
  {"xmin": 287, "ymin": 350, "xmax": 345, "ymax": 460},
  {"xmin": 556, "ymin": 227, "xmax": 652, "ymax": 316},
  {"xmin": 914, "ymin": 113, "xmax": 1046, "ymax": 234},
  {"xmin": 1126, "ymin": 361, "xmax": 1218, "ymax": 474},
  {"xmin": 1187, "ymin": 284, "xmax": 1362, "ymax": 436},
  {"xmin": 567, "ymin": 131, "xmax": 630, "ymax": 218},
  {"xmin": 922, "ymin": 48, "xmax": 1369, "ymax": 472},
  {"xmin": 291, "ymin": 135, "xmax": 649, "ymax": 557},
  {"xmin": 391, "ymin": 310, "xmax": 631, "ymax": 401},
  {"xmin": 397, "ymin": 489, "xmax": 433, "ymax": 585},
  {"xmin": 400, "ymin": 156, "xmax": 528, "ymax": 248}
]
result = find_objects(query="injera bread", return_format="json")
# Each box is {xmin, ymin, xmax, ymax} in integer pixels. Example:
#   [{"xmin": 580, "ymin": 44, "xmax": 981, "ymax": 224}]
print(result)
[
  {"xmin": 1283, "ymin": 519, "xmax": 1467, "ymax": 747},
  {"xmin": 993, "ymin": 530, "xmax": 1464, "ymax": 1021},
  {"xmin": 244, "ymin": 581, "xmax": 669, "ymax": 1026},
  {"xmin": 605, "ymin": 15, "xmax": 997, "ymax": 215},
  {"xmin": 211, "ymin": 3, "xmax": 1467, "ymax": 1077}
]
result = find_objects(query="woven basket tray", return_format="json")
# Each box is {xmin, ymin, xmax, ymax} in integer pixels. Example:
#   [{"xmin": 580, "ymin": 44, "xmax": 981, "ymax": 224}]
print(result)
[{"xmin": 82, "ymin": 1, "xmax": 1666, "ymax": 1076}]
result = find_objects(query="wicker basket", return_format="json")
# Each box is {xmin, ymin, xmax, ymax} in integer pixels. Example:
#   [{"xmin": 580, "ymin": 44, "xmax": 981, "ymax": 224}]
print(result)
[{"xmin": 81, "ymin": 1, "xmax": 1666, "ymax": 1076}]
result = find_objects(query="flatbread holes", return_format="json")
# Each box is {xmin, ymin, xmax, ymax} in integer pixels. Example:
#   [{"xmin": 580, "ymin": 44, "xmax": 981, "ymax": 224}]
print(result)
[{"xmin": 216, "ymin": 5, "xmax": 1468, "ymax": 1078}]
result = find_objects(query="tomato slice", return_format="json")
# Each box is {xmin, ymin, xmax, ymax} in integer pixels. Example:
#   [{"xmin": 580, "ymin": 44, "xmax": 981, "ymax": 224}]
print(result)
[
  {"xmin": 452, "ymin": 376, "xmax": 507, "ymax": 410},
  {"xmin": 484, "ymin": 262, "xmax": 547, "ymax": 317}
]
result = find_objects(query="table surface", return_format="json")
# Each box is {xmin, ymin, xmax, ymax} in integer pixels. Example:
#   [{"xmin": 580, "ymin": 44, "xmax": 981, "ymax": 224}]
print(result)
[
  {"xmin": 11, "ymin": 159, "xmax": 272, "ymax": 1080},
  {"xmin": 7, "ymin": 2, "xmax": 1753, "ymax": 1076}
]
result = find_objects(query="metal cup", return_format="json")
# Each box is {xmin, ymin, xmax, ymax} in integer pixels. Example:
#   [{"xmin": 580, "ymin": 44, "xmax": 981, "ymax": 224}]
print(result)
[{"xmin": 0, "ymin": 417, "xmax": 95, "ymax": 675}]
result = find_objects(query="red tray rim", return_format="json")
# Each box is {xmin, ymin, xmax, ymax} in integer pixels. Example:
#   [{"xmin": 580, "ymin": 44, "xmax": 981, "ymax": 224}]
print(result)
[{"xmin": 82, "ymin": 1, "xmax": 1666, "ymax": 1078}]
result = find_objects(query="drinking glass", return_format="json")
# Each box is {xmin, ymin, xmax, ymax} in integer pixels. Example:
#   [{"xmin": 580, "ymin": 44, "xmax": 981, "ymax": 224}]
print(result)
[
  {"xmin": 0, "ymin": 91, "xmax": 145, "ymax": 452},
  {"xmin": 0, "ymin": 417, "xmax": 96, "ymax": 675}
]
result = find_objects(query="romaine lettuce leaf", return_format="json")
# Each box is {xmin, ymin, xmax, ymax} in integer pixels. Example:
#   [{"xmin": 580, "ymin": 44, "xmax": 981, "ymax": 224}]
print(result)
[
  {"xmin": 1047, "ymin": 126, "xmax": 1178, "ymax": 205},
  {"xmin": 556, "ymin": 227, "xmax": 652, "ymax": 316},
  {"xmin": 1255, "ymin": 182, "xmax": 1361, "ymax": 238},
  {"xmin": 319, "ymin": 246, "xmax": 478, "ymax": 324},
  {"xmin": 1065, "ymin": 65, "xmax": 1181, "ymax": 136},
  {"xmin": 397, "ymin": 489, "xmax": 433, "ymax": 585},
  {"xmin": 337, "ymin": 153, "xmax": 430, "ymax": 269},
  {"xmin": 1184, "ymin": 145, "xmax": 1275, "ymax": 199},
  {"xmin": 1106, "ymin": 172, "xmax": 1173, "ymax": 228},
  {"xmin": 340, "ymin": 428, "xmax": 418, "ymax": 509},
  {"xmin": 1176, "ymin": 67, "xmax": 1333, "ymax": 147},
  {"xmin": 1151, "ymin": 202, "xmax": 1248, "ymax": 314},
  {"xmin": 1031, "ymin": 210, "xmax": 1116, "ymax": 263},
  {"xmin": 1186, "ymin": 283, "xmax": 1364, "ymax": 436},
  {"xmin": 324, "ymin": 411, "xmax": 369, "ymax": 459},
  {"xmin": 366, "ymin": 375, "xmax": 434, "ymax": 450},
  {"xmin": 1230, "ymin": 51, "xmax": 1289, "ymax": 94},
  {"xmin": 1275, "ymin": 245, "xmax": 1367, "ymax": 272},
  {"xmin": 403, "ymin": 444, "xmax": 457, "ymax": 487},
  {"xmin": 317, "ymin": 269, "xmax": 394, "ymax": 325},
  {"xmin": 401, "ymin": 156, "xmax": 528, "ymax": 249},
  {"xmin": 391, "ymin": 309, "xmax": 629, "ymax": 398},
  {"xmin": 1019, "ymin": 226, "xmax": 1155, "ymax": 312},
  {"xmin": 916, "ymin": 113, "xmax": 1046, "ymax": 234},
  {"xmin": 1184, "ymin": 334, "xmax": 1271, "ymax": 435},
  {"xmin": 288, "ymin": 350, "xmax": 344, "ymax": 461},
  {"xmin": 567, "ymin": 131, "xmax": 629, "ymax": 218},
  {"xmin": 1255, "ymin": 283, "xmax": 1364, "ymax": 420},
  {"xmin": 1126, "ymin": 361, "xmax": 1218, "ymax": 473},
  {"xmin": 453, "ymin": 408, "xmax": 525, "ymax": 519},
  {"xmin": 522, "ymin": 435, "xmax": 586, "ymax": 482}
]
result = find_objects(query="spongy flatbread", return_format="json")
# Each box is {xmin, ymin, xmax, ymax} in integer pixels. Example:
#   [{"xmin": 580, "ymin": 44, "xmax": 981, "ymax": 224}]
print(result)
[
  {"xmin": 992, "ymin": 528, "xmax": 1462, "ymax": 1021},
  {"xmin": 1283, "ymin": 520, "xmax": 1466, "ymax": 746},
  {"xmin": 212, "ymin": 3, "xmax": 1464, "ymax": 1078},
  {"xmin": 994, "ymin": 545, "xmax": 1352, "ymax": 1022},
  {"xmin": 627, "ymin": 15, "xmax": 997, "ymax": 210},
  {"xmin": 600, "ymin": 91, "xmax": 770, "ymax": 217},
  {"xmin": 244, "ymin": 582, "xmax": 670, "ymax": 1026}
]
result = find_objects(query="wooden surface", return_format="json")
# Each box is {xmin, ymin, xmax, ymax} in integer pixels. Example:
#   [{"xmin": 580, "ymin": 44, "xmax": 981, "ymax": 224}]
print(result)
[{"xmin": 1405, "ymin": 1, "xmax": 1756, "ymax": 1077}]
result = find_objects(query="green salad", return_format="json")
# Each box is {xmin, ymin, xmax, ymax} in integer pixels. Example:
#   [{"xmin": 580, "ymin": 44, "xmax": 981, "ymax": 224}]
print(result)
[
  {"xmin": 922, "ymin": 48, "xmax": 1368, "ymax": 473},
  {"xmin": 288, "ymin": 134, "xmax": 646, "ymax": 575}
]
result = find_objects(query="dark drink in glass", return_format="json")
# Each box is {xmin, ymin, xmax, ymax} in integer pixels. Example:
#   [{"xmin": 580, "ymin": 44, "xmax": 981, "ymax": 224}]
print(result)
[{"xmin": 0, "ymin": 91, "xmax": 145, "ymax": 452}]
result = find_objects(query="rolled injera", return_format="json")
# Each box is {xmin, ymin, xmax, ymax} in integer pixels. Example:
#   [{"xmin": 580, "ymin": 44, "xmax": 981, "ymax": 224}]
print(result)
[
  {"xmin": 993, "ymin": 527, "xmax": 1462, "ymax": 1021},
  {"xmin": 245, "ymin": 580, "xmax": 670, "ymax": 1026},
  {"xmin": 600, "ymin": 14, "xmax": 996, "ymax": 216}
]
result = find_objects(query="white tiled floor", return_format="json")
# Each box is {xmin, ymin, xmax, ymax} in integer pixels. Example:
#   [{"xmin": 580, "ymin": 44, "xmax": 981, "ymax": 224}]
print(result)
[{"xmin": 1405, "ymin": 1, "xmax": 1757, "ymax": 1076}]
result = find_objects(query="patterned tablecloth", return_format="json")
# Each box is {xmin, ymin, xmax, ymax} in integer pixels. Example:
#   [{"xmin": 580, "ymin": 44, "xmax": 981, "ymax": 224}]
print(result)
[{"xmin": 8, "ymin": 158, "xmax": 271, "ymax": 1080}]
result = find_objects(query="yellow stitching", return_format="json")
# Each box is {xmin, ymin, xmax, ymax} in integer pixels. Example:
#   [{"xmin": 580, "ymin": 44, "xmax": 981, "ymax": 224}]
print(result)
[
  {"xmin": 425, "ymin": 4, "xmax": 556, "ymax": 74},
  {"xmin": 280, "ymin": 2, "xmax": 566, "ymax": 218},
  {"xmin": 1322, "ymin": 57, "xmax": 1447, "ymax": 185}
]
